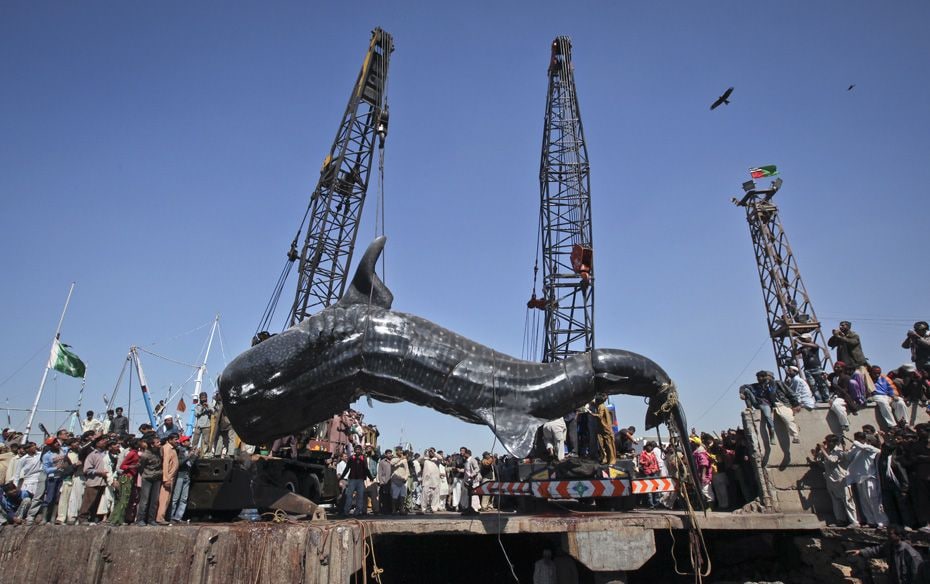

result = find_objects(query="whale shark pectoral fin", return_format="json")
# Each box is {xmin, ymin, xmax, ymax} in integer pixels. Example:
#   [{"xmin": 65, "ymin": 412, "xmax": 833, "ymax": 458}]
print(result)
[
  {"xmin": 338, "ymin": 236, "xmax": 394, "ymax": 309},
  {"xmin": 474, "ymin": 407, "xmax": 547, "ymax": 458}
]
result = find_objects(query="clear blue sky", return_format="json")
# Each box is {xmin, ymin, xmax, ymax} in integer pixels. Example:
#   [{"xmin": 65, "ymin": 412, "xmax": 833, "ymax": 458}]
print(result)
[{"xmin": 2, "ymin": 2, "xmax": 928, "ymax": 452}]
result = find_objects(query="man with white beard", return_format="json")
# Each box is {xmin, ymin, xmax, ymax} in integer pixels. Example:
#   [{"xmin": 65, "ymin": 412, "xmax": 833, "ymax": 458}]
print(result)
[{"xmin": 418, "ymin": 448, "xmax": 442, "ymax": 514}]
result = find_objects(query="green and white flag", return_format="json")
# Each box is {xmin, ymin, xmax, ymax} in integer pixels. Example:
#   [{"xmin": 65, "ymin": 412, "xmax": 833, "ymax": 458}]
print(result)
[{"xmin": 48, "ymin": 339, "xmax": 86, "ymax": 378}]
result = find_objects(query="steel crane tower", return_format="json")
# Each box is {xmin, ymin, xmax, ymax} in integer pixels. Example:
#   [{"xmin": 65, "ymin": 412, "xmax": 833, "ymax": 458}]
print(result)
[
  {"xmin": 535, "ymin": 36, "xmax": 595, "ymax": 362},
  {"xmin": 255, "ymin": 28, "xmax": 392, "ymax": 341},
  {"xmin": 733, "ymin": 178, "xmax": 832, "ymax": 379}
]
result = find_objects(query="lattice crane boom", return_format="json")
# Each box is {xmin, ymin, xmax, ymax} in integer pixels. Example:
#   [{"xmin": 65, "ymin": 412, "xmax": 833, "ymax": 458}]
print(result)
[
  {"xmin": 289, "ymin": 28, "xmax": 393, "ymax": 326},
  {"xmin": 535, "ymin": 37, "xmax": 595, "ymax": 363},
  {"xmin": 733, "ymin": 178, "xmax": 832, "ymax": 379},
  {"xmin": 254, "ymin": 28, "xmax": 392, "ymax": 342}
]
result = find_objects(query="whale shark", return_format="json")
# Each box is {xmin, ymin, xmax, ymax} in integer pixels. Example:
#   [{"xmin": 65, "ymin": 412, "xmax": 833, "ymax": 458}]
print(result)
[{"xmin": 219, "ymin": 237, "xmax": 691, "ymax": 459}]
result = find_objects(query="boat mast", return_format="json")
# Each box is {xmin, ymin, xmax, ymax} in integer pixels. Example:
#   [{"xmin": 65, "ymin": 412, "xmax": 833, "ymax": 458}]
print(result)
[
  {"xmin": 25, "ymin": 282, "xmax": 75, "ymax": 439},
  {"xmin": 186, "ymin": 315, "xmax": 219, "ymax": 435},
  {"xmin": 130, "ymin": 346, "xmax": 158, "ymax": 428}
]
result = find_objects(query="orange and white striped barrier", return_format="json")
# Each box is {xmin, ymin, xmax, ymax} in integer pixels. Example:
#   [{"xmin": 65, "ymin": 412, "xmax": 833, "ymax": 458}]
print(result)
[{"xmin": 474, "ymin": 477, "xmax": 676, "ymax": 499}]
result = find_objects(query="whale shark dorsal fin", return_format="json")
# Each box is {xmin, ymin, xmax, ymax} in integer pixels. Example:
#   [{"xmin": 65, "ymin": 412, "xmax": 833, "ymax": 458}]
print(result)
[{"xmin": 337, "ymin": 236, "xmax": 394, "ymax": 309}]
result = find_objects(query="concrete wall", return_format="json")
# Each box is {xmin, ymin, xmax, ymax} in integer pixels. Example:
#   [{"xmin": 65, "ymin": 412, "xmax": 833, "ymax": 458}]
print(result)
[
  {"xmin": 0, "ymin": 523, "xmax": 363, "ymax": 584},
  {"xmin": 743, "ymin": 402, "xmax": 908, "ymax": 519}
]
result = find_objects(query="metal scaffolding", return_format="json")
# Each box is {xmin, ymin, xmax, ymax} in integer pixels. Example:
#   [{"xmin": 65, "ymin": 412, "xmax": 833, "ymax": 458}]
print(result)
[
  {"xmin": 733, "ymin": 178, "xmax": 832, "ymax": 379},
  {"xmin": 538, "ymin": 36, "xmax": 595, "ymax": 362}
]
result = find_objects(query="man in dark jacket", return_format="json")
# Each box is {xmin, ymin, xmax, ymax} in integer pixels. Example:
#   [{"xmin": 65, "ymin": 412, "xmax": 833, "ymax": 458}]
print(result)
[
  {"xmin": 829, "ymin": 321, "xmax": 873, "ymax": 393},
  {"xmin": 340, "ymin": 450, "xmax": 373, "ymax": 516},
  {"xmin": 903, "ymin": 321, "xmax": 930, "ymax": 377},
  {"xmin": 110, "ymin": 407, "xmax": 130, "ymax": 437},
  {"xmin": 740, "ymin": 371, "xmax": 777, "ymax": 439},
  {"xmin": 829, "ymin": 321, "xmax": 869, "ymax": 368},
  {"xmin": 766, "ymin": 371, "xmax": 802, "ymax": 444},
  {"xmin": 848, "ymin": 526, "xmax": 923, "ymax": 584},
  {"xmin": 879, "ymin": 435, "xmax": 916, "ymax": 528},
  {"xmin": 795, "ymin": 333, "xmax": 830, "ymax": 402}
]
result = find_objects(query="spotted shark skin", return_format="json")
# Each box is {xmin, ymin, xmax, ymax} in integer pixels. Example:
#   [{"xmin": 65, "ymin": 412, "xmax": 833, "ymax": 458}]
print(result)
[{"xmin": 219, "ymin": 237, "xmax": 691, "ymax": 458}]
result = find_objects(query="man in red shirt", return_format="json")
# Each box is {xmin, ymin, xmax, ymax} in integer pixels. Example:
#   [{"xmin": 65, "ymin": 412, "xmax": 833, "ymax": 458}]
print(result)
[
  {"xmin": 638, "ymin": 441, "xmax": 660, "ymax": 508},
  {"xmin": 109, "ymin": 438, "xmax": 139, "ymax": 525}
]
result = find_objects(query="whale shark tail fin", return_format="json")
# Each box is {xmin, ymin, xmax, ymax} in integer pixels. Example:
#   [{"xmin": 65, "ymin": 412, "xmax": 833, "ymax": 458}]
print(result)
[{"xmin": 338, "ymin": 236, "xmax": 394, "ymax": 309}]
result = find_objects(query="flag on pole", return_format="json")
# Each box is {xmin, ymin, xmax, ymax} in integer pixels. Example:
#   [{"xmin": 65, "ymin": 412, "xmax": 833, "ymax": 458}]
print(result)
[
  {"xmin": 177, "ymin": 398, "xmax": 187, "ymax": 413},
  {"xmin": 49, "ymin": 339, "xmax": 86, "ymax": 378},
  {"xmin": 749, "ymin": 165, "xmax": 778, "ymax": 179}
]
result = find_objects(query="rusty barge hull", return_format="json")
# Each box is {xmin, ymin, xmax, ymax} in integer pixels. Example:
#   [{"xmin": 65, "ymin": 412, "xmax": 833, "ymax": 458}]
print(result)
[{"xmin": 0, "ymin": 511, "xmax": 824, "ymax": 584}]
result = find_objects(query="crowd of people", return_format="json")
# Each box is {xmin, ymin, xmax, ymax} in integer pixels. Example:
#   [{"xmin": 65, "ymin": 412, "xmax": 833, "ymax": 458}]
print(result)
[
  {"xmin": 735, "ymin": 320, "xmax": 930, "ymax": 531},
  {"xmin": 330, "ymin": 445, "xmax": 499, "ymax": 517},
  {"xmin": 1, "ymin": 319, "xmax": 926, "ymax": 530},
  {"xmin": 0, "ymin": 391, "xmax": 236, "ymax": 526},
  {"xmin": 741, "ymin": 321, "xmax": 930, "ymax": 442}
]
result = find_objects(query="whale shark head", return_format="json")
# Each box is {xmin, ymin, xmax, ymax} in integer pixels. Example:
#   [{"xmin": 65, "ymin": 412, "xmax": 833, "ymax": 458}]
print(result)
[{"xmin": 219, "ymin": 237, "xmax": 394, "ymax": 442}]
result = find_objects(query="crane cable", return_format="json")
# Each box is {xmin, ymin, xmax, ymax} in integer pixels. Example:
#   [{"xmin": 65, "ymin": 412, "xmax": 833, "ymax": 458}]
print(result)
[
  {"xmin": 523, "ymin": 158, "xmax": 546, "ymax": 361},
  {"xmin": 373, "ymin": 31, "xmax": 389, "ymax": 281}
]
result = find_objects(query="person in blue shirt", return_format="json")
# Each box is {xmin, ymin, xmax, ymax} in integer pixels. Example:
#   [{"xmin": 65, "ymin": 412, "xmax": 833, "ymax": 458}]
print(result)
[
  {"xmin": 869, "ymin": 366, "xmax": 907, "ymax": 428},
  {"xmin": 40, "ymin": 437, "xmax": 67, "ymax": 523}
]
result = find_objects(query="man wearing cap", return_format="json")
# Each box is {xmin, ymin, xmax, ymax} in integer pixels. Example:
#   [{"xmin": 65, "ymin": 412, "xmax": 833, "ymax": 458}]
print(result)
[
  {"xmin": 156, "ymin": 415, "xmax": 178, "ymax": 440},
  {"xmin": 170, "ymin": 435, "xmax": 195, "ymax": 522},
  {"xmin": 40, "ymin": 437, "xmax": 66, "ymax": 523},
  {"xmin": 77, "ymin": 436, "xmax": 111, "ymax": 524},
  {"xmin": 786, "ymin": 366, "xmax": 815, "ymax": 410},
  {"xmin": 795, "ymin": 334, "xmax": 830, "ymax": 402},
  {"xmin": 869, "ymin": 366, "xmax": 906, "ymax": 428},
  {"xmin": 903, "ymin": 321, "xmax": 930, "ymax": 377},
  {"xmin": 739, "ymin": 372, "xmax": 777, "ymax": 440}
]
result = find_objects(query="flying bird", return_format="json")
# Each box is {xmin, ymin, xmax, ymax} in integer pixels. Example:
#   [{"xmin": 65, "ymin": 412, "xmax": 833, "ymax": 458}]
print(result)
[
  {"xmin": 847, "ymin": 84, "xmax": 855, "ymax": 91},
  {"xmin": 710, "ymin": 87, "xmax": 734, "ymax": 110}
]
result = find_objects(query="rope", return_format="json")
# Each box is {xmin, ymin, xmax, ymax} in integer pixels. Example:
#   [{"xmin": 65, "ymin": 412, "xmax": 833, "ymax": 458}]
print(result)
[
  {"xmin": 141, "ymin": 320, "xmax": 212, "ymax": 349},
  {"xmin": 0, "ymin": 342, "xmax": 47, "ymax": 390},
  {"xmin": 216, "ymin": 323, "xmax": 229, "ymax": 366},
  {"xmin": 136, "ymin": 347, "xmax": 199, "ymax": 369},
  {"xmin": 485, "ymin": 352, "xmax": 520, "ymax": 584},
  {"xmin": 655, "ymin": 383, "xmax": 679, "ymax": 416},
  {"xmin": 664, "ymin": 421, "xmax": 712, "ymax": 582},
  {"xmin": 692, "ymin": 337, "xmax": 769, "ymax": 424}
]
